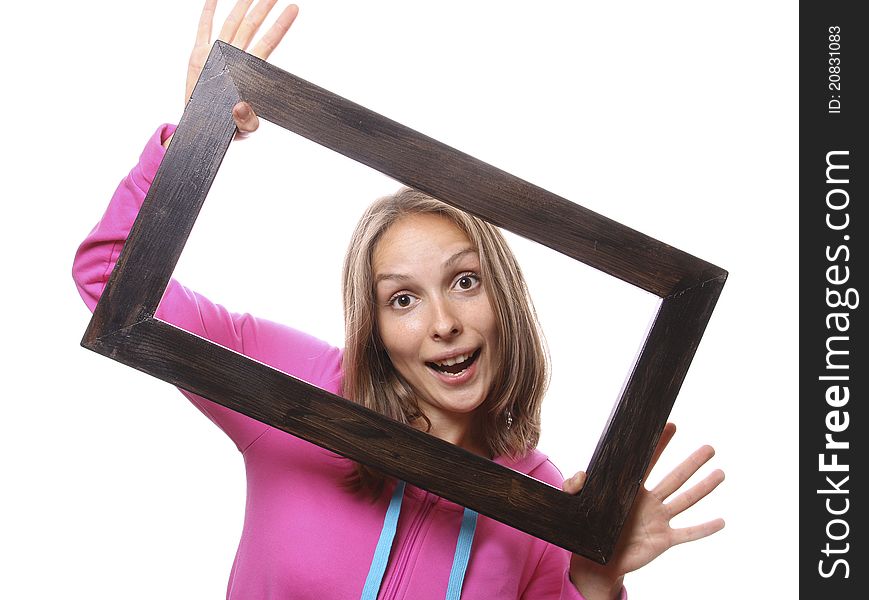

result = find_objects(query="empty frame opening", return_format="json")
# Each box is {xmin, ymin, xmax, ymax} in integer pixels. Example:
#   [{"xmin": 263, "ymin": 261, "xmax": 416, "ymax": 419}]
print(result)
[{"xmin": 171, "ymin": 117, "xmax": 661, "ymax": 482}]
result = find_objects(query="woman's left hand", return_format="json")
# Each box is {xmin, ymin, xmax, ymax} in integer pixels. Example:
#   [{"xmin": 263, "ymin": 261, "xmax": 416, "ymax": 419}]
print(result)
[
  {"xmin": 562, "ymin": 422, "xmax": 725, "ymax": 600},
  {"xmin": 163, "ymin": 0, "xmax": 299, "ymax": 150}
]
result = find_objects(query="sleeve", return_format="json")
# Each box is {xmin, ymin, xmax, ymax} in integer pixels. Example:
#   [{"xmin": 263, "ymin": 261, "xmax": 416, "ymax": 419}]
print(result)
[
  {"xmin": 520, "ymin": 540, "xmax": 628, "ymax": 600},
  {"xmin": 72, "ymin": 124, "xmax": 344, "ymax": 453},
  {"xmin": 520, "ymin": 459, "xmax": 628, "ymax": 600}
]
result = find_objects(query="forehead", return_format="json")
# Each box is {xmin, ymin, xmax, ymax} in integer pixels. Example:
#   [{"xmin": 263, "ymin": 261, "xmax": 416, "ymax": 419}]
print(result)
[{"xmin": 372, "ymin": 213, "xmax": 476, "ymax": 273}]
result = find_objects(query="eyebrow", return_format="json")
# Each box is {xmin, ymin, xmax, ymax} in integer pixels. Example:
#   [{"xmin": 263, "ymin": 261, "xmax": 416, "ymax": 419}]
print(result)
[
  {"xmin": 375, "ymin": 273, "xmax": 410, "ymax": 285},
  {"xmin": 444, "ymin": 247, "xmax": 479, "ymax": 270},
  {"xmin": 374, "ymin": 247, "xmax": 479, "ymax": 285}
]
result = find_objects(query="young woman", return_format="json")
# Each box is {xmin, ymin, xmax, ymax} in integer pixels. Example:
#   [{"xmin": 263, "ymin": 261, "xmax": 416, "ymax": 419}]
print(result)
[{"xmin": 73, "ymin": 2, "xmax": 725, "ymax": 598}]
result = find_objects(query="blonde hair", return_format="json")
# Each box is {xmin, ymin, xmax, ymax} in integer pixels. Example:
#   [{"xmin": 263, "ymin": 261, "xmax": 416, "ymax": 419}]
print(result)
[{"xmin": 342, "ymin": 187, "xmax": 550, "ymax": 493}]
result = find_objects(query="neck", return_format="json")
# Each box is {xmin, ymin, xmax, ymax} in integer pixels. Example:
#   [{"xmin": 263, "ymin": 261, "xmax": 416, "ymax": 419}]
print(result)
[{"xmin": 414, "ymin": 412, "xmax": 489, "ymax": 458}]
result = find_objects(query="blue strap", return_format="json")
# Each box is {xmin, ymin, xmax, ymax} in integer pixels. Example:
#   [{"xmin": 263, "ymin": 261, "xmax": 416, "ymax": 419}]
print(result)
[
  {"xmin": 360, "ymin": 480, "xmax": 406, "ymax": 600},
  {"xmin": 360, "ymin": 482, "xmax": 478, "ymax": 600},
  {"xmin": 444, "ymin": 507, "xmax": 479, "ymax": 600}
]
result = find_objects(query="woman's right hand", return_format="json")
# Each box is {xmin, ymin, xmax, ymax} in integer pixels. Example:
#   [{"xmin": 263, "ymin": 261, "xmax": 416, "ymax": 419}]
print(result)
[
  {"xmin": 166, "ymin": 0, "xmax": 299, "ymax": 147},
  {"xmin": 563, "ymin": 423, "xmax": 725, "ymax": 599}
]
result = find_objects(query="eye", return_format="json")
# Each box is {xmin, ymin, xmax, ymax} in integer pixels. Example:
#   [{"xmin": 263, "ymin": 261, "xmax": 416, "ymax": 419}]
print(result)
[
  {"xmin": 388, "ymin": 292, "xmax": 419, "ymax": 309},
  {"xmin": 454, "ymin": 273, "xmax": 480, "ymax": 291}
]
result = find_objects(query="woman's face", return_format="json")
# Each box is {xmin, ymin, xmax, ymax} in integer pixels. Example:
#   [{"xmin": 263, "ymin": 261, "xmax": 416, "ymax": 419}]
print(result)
[{"xmin": 372, "ymin": 213, "xmax": 499, "ymax": 446}]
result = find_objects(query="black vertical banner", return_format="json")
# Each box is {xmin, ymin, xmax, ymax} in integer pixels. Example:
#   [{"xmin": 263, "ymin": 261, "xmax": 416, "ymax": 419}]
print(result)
[{"xmin": 800, "ymin": 3, "xmax": 866, "ymax": 596}]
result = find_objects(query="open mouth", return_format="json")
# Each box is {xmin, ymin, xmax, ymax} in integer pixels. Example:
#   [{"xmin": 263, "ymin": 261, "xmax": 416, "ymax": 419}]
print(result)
[{"xmin": 426, "ymin": 349, "xmax": 481, "ymax": 377}]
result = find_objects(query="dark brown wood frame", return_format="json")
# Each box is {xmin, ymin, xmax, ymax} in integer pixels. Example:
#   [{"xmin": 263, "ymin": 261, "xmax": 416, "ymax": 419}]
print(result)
[{"xmin": 82, "ymin": 41, "xmax": 727, "ymax": 564}]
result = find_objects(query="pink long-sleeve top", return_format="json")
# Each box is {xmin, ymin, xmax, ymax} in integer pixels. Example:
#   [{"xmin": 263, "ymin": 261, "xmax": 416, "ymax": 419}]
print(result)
[{"xmin": 72, "ymin": 124, "xmax": 621, "ymax": 600}]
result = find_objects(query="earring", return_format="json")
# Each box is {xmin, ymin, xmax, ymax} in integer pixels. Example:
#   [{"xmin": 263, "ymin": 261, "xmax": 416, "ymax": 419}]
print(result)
[{"xmin": 505, "ymin": 410, "xmax": 514, "ymax": 430}]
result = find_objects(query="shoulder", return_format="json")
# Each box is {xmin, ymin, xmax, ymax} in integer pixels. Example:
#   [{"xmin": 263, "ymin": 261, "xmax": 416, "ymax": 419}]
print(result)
[{"xmin": 498, "ymin": 448, "xmax": 565, "ymax": 489}]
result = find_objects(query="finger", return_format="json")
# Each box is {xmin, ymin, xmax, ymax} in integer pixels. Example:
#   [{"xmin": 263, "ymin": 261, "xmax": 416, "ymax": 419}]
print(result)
[
  {"xmin": 233, "ymin": 101, "xmax": 260, "ymax": 134},
  {"xmin": 650, "ymin": 444, "xmax": 716, "ymax": 501},
  {"xmin": 218, "ymin": 0, "xmax": 256, "ymax": 43},
  {"xmin": 644, "ymin": 422, "xmax": 676, "ymax": 481},
  {"xmin": 562, "ymin": 471, "xmax": 587, "ymax": 495},
  {"xmin": 195, "ymin": 0, "xmax": 219, "ymax": 48},
  {"xmin": 671, "ymin": 517, "xmax": 726, "ymax": 546},
  {"xmin": 233, "ymin": 0, "xmax": 278, "ymax": 49},
  {"xmin": 250, "ymin": 3, "xmax": 299, "ymax": 60},
  {"xmin": 665, "ymin": 468, "xmax": 725, "ymax": 516}
]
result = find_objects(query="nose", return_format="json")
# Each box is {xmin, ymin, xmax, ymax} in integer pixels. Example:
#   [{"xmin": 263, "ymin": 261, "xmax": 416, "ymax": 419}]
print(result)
[{"xmin": 430, "ymin": 298, "xmax": 462, "ymax": 340}]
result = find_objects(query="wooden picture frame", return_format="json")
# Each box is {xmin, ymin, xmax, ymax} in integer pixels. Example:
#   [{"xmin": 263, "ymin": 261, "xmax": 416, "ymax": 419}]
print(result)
[{"xmin": 82, "ymin": 41, "xmax": 727, "ymax": 564}]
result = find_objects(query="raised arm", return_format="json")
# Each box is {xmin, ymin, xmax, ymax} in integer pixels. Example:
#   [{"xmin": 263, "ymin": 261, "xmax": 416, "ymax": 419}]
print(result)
[{"xmin": 72, "ymin": 2, "xmax": 343, "ymax": 452}]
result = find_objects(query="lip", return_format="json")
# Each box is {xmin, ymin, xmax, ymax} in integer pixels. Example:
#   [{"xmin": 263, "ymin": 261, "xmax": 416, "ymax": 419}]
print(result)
[
  {"xmin": 426, "ymin": 347, "xmax": 481, "ymax": 364},
  {"xmin": 425, "ymin": 347, "xmax": 482, "ymax": 386}
]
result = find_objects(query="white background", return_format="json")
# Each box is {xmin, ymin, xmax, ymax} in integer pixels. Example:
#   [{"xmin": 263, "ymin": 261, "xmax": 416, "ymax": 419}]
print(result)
[{"xmin": 2, "ymin": 1, "xmax": 797, "ymax": 598}]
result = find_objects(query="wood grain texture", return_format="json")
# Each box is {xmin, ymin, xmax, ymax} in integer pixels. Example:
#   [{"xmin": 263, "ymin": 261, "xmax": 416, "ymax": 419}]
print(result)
[
  {"xmin": 87, "ymin": 318, "xmax": 604, "ymax": 556},
  {"xmin": 82, "ymin": 41, "xmax": 727, "ymax": 563},
  {"xmin": 84, "ymin": 49, "xmax": 239, "ymax": 345},
  {"xmin": 221, "ymin": 43, "xmax": 726, "ymax": 297}
]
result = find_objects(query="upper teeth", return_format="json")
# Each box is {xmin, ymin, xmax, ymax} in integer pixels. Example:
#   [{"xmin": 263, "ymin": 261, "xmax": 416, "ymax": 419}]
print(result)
[{"xmin": 437, "ymin": 353, "xmax": 471, "ymax": 367}]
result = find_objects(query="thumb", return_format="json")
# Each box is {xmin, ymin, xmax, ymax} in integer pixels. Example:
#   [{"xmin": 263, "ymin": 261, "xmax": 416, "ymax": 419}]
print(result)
[
  {"xmin": 562, "ymin": 471, "xmax": 587, "ymax": 495},
  {"xmin": 232, "ymin": 101, "xmax": 260, "ymax": 136}
]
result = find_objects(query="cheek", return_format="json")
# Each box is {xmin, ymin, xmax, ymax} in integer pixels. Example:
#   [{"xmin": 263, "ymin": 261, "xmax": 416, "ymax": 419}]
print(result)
[
  {"xmin": 471, "ymin": 294, "xmax": 498, "ymax": 338},
  {"xmin": 474, "ymin": 299, "xmax": 501, "ymax": 361},
  {"xmin": 377, "ymin": 311, "xmax": 426, "ymax": 360}
]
